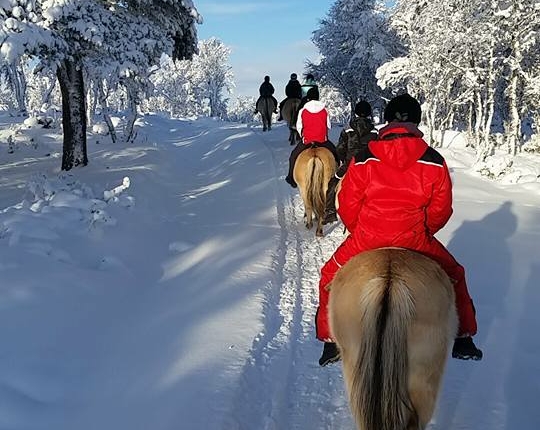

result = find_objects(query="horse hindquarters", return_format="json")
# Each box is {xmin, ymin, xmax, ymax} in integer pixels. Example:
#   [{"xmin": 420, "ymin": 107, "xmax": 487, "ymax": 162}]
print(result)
[
  {"xmin": 294, "ymin": 147, "xmax": 335, "ymax": 236},
  {"xmin": 257, "ymin": 97, "xmax": 272, "ymax": 131},
  {"xmin": 329, "ymin": 248, "xmax": 457, "ymax": 430}
]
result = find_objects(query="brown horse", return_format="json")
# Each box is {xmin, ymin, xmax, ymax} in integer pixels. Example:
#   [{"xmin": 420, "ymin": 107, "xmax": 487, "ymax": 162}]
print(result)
[
  {"xmin": 256, "ymin": 96, "xmax": 274, "ymax": 131},
  {"xmin": 329, "ymin": 248, "xmax": 458, "ymax": 430},
  {"xmin": 281, "ymin": 98, "xmax": 301, "ymax": 145},
  {"xmin": 293, "ymin": 146, "xmax": 336, "ymax": 236}
]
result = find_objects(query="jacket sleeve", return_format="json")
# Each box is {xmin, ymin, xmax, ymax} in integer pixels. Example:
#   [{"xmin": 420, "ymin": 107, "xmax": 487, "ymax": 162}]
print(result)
[
  {"xmin": 296, "ymin": 108, "xmax": 304, "ymax": 137},
  {"xmin": 326, "ymin": 110, "xmax": 331, "ymax": 130},
  {"xmin": 426, "ymin": 161, "xmax": 453, "ymax": 234},
  {"xmin": 337, "ymin": 159, "xmax": 366, "ymax": 232}
]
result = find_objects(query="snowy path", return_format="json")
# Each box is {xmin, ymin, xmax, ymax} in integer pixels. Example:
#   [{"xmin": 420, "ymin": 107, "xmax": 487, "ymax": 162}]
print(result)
[{"xmin": 220, "ymin": 123, "xmax": 355, "ymax": 429}]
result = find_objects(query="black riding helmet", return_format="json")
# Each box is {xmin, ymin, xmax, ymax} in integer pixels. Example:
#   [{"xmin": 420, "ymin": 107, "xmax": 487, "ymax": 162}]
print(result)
[
  {"xmin": 384, "ymin": 94, "xmax": 421, "ymax": 125},
  {"xmin": 306, "ymin": 87, "xmax": 319, "ymax": 101},
  {"xmin": 354, "ymin": 101, "xmax": 372, "ymax": 117},
  {"xmin": 290, "ymin": 73, "xmax": 297, "ymax": 80}
]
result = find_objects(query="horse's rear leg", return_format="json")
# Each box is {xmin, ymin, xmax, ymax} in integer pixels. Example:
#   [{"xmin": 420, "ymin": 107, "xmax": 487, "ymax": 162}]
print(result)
[
  {"xmin": 304, "ymin": 210, "xmax": 313, "ymax": 230},
  {"xmin": 408, "ymin": 366, "xmax": 441, "ymax": 429},
  {"xmin": 316, "ymin": 218, "xmax": 324, "ymax": 237},
  {"xmin": 301, "ymin": 191, "xmax": 313, "ymax": 230}
]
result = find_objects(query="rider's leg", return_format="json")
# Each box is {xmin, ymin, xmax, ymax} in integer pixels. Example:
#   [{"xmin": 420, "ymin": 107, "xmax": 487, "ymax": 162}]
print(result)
[
  {"xmin": 414, "ymin": 235, "xmax": 482, "ymax": 360},
  {"xmin": 285, "ymin": 142, "xmax": 306, "ymax": 187},
  {"xmin": 323, "ymin": 176, "xmax": 340, "ymax": 225}
]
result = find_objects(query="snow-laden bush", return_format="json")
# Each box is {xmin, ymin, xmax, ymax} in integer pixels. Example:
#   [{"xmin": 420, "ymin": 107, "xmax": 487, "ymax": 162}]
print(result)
[{"xmin": 227, "ymin": 96, "xmax": 257, "ymax": 123}]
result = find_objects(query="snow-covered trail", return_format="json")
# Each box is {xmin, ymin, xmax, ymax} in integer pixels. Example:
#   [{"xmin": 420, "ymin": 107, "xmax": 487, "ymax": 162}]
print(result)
[{"xmin": 221, "ymin": 122, "xmax": 355, "ymax": 430}]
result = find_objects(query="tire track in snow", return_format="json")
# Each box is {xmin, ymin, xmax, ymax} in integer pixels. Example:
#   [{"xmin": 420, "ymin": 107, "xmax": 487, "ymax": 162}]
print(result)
[{"xmin": 224, "ymin": 125, "xmax": 355, "ymax": 429}]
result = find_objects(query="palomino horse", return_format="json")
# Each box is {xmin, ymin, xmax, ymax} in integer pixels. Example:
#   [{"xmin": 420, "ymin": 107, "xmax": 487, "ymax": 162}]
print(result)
[
  {"xmin": 256, "ymin": 96, "xmax": 274, "ymax": 131},
  {"xmin": 329, "ymin": 248, "xmax": 457, "ymax": 430},
  {"xmin": 293, "ymin": 146, "xmax": 336, "ymax": 237},
  {"xmin": 281, "ymin": 98, "xmax": 301, "ymax": 145}
]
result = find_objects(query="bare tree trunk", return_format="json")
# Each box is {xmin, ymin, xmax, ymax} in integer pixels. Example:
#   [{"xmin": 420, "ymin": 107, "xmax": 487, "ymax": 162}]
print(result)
[
  {"xmin": 7, "ymin": 61, "xmax": 27, "ymax": 114},
  {"xmin": 97, "ymin": 80, "xmax": 117, "ymax": 143},
  {"xmin": 57, "ymin": 58, "xmax": 88, "ymax": 170},
  {"xmin": 86, "ymin": 80, "xmax": 97, "ymax": 127},
  {"xmin": 426, "ymin": 101, "xmax": 437, "ymax": 147},
  {"xmin": 123, "ymin": 82, "xmax": 138, "ymax": 144},
  {"xmin": 42, "ymin": 78, "xmax": 57, "ymax": 107},
  {"xmin": 506, "ymin": 69, "xmax": 520, "ymax": 156}
]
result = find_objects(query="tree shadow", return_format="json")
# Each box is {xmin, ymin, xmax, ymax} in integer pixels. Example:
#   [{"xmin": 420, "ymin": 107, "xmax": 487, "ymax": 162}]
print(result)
[
  {"xmin": 434, "ymin": 201, "xmax": 517, "ymax": 429},
  {"xmin": 449, "ymin": 201, "xmax": 517, "ymax": 338},
  {"xmin": 504, "ymin": 262, "xmax": 540, "ymax": 429}
]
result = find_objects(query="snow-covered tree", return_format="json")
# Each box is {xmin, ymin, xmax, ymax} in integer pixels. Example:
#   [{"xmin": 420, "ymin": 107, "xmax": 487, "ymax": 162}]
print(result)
[
  {"xmin": 25, "ymin": 62, "xmax": 61, "ymax": 122},
  {"xmin": 383, "ymin": 0, "xmax": 540, "ymax": 156},
  {"xmin": 227, "ymin": 95, "xmax": 257, "ymax": 123},
  {"xmin": 309, "ymin": 0, "xmax": 401, "ymax": 115},
  {"xmin": 189, "ymin": 37, "xmax": 234, "ymax": 118},
  {"xmin": 143, "ymin": 38, "xmax": 234, "ymax": 119},
  {"xmin": 142, "ymin": 55, "xmax": 198, "ymax": 117},
  {"xmin": 319, "ymin": 85, "xmax": 350, "ymax": 125},
  {"xmin": 0, "ymin": 0, "xmax": 202, "ymax": 170}
]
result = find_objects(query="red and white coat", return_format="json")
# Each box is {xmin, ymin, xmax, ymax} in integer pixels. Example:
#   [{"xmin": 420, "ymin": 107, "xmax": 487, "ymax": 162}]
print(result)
[{"xmin": 296, "ymin": 100, "xmax": 331, "ymax": 144}]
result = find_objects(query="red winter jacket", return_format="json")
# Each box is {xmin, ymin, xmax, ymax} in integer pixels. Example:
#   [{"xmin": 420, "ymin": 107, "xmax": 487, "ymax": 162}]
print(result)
[
  {"xmin": 337, "ymin": 122, "xmax": 453, "ymax": 240},
  {"xmin": 296, "ymin": 100, "xmax": 331, "ymax": 144}
]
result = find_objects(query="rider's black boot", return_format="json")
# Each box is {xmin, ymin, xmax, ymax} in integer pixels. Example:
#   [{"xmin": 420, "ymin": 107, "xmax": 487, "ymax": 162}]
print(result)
[
  {"xmin": 319, "ymin": 342, "xmax": 340, "ymax": 367},
  {"xmin": 452, "ymin": 336, "xmax": 483, "ymax": 360}
]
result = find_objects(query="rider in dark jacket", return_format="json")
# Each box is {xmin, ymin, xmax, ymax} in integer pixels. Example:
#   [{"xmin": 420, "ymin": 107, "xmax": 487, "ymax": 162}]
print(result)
[
  {"xmin": 255, "ymin": 76, "xmax": 278, "ymax": 114},
  {"xmin": 278, "ymin": 73, "xmax": 302, "ymax": 121},
  {"xmin": 323, "ymin": 101, "xmax": 378, "ymax": 224},
  {"xmin": 285, "ymin": 73, "xmax": 303, "ymax": 99}
]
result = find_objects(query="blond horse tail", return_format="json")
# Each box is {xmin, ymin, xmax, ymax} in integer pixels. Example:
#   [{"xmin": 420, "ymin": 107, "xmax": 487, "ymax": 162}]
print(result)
[
  {"xmin": 304, "ymin": 156, "xmax": 326, "ymax": 220},
  {"xmin": 350, "ymin": 277, "xmax": 416, "ymax": 430}
]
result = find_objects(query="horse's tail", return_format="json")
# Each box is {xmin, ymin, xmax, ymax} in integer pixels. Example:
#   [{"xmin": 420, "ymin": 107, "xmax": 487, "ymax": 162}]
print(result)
[
  {"xmin": 350, "ymin": 275, "xmax": 416, "ymax": 430},
  {"xmin": 305, "ymin": 155, "xmax": 326, "ymax": 220}
]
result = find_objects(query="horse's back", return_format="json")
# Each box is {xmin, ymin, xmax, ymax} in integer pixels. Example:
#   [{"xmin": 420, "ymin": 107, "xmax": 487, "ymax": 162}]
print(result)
[
  {"xmin": 330, "ymin": 248, "xmax": 456, "ymax": 347},
  {"xmin": 331, "ymin": 248, "xmax": 454, "ymax": 306},
  {"xmin": 293, "ymin": 147, "xmax": 335, "ymax": 187},
  {"xmin": 256, "ymin": 97, "xmax": 267, "ymax": 112},
  {"xmin": 329, "ymin": 248, "xmax": 457, "ymax": 430},
  {"xmin": 282, "ymin": 98, "xmax": 301, "ymax": 126}
]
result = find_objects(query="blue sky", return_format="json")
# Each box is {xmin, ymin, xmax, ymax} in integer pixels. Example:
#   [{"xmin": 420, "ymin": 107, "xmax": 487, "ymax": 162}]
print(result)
[{"xmin": 196, "ymin": 0, "xmax": 333, "ymax": 99}]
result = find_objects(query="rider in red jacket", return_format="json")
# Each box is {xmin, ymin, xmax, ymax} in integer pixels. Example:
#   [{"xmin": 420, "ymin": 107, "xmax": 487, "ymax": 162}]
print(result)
[
  {"xmin": 284, "ymin": 88, "xmax": 338, "ymax": 188},
  {"xmin": 317, "ymin": 94, "xmax": 483, "ymax": 366}
]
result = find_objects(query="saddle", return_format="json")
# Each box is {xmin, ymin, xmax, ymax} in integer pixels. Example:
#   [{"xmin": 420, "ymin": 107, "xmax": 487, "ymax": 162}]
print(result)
[{"xmin": 306, "ymin": 141, "xmax": 329, "ymax": 149}]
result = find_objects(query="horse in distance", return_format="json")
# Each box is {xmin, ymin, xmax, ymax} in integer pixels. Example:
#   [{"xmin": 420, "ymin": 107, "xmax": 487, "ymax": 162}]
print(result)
[
  {"xmin": 281, "ymin": 97, "xmax": 301, "ymax": 145},
  {"xmin": 256, "ymin": 96, "xmax": 274, "ymax": 132}
]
